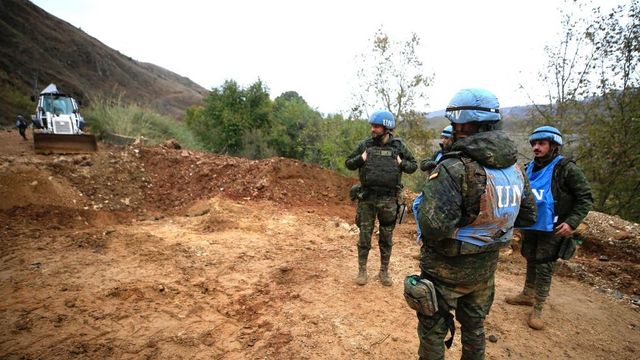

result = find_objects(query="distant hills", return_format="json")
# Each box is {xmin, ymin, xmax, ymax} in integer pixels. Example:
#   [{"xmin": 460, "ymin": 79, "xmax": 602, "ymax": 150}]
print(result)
[{"xmin": 0, "ymin": 0, "xmax": 208, "ymax": 126}]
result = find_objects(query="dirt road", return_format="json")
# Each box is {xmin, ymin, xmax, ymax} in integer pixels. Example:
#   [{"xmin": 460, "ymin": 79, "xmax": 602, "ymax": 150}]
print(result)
[{"xmin": 1, "ymin": 130, "xmax": 638, "ymax": 359}]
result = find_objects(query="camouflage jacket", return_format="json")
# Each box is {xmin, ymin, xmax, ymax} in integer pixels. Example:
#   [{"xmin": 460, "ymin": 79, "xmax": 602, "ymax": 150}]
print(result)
[
  {"xmin": 345, "ymin": 135, "xmax": 417, "ymax": 189},
  {"xmin": 419, "ymin": 150, "xmax": 444, "ymax": 173},
  {"xmin": 418, "ymin": 131, "xmax": 537, "ymax": 284},
  {"xmin": 526, "ymin": 155, "xmax": 593, "ymax": 230}
]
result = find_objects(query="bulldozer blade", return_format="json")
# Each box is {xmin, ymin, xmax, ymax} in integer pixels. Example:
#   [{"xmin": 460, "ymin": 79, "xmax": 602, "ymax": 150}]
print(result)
[{"xmin": 34, "ymin": 133, "xmax": 98, "ymax": 154}]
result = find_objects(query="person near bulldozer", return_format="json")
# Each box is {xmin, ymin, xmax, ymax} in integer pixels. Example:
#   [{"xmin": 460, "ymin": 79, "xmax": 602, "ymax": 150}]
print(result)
[
  {"xmin": 410, "ymin": 88, "xmax": 537, "ymax": 359},
  {"xmin": 506, "ymin": 125, "xmax": 593, "ymax": 330},
  {"xmin": 15, "ymin": 114, "xmax": 28, "ymax": 140},
  {"xmin": 345, "ymin": 109, "xmax": 417, "ymax": 286}
]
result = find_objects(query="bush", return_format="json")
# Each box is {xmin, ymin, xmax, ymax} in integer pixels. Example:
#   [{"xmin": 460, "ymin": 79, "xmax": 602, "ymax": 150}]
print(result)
[{"xmin": 84, "ymin": 97, "xmax": 205, "ymax": 150}]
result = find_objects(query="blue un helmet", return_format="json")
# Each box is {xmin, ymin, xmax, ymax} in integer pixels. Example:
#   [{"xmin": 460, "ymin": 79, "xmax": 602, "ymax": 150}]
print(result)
[
  {"xmin": 441, "ymin": 125, "xmax": 453, "ymax": 138},
  {"xmin": 529, "ymin": 126, "xmax": 563, "ymax": 146},
  {"xmin": 368, "ymin": 110, "xmax": 396, "ymax": 130},
  {"xmin": 445, "ymin": 88, "xmax": 501, "ymax": 124}
]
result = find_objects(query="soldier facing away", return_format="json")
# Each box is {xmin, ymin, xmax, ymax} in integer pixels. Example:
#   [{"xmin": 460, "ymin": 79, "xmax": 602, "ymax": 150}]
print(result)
[
  {"xmin": 413, "ymin": 88, "xmax": 537, "ymax": 359},
  {"xmin": 505, "ymin": 126, "xmax": 593, "ymax": 330},
  {"xmin": 345, "ymin": 110, "xmax": 417, "ymax": 286}
]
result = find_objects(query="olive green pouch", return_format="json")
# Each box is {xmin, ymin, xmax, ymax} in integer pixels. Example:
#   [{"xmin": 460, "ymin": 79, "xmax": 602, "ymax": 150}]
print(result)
[
  {"xmin": 403, "ymin": 275, "xmax": 438, "ymax": 316},
  {"xmin": 349, "ymin": 184, "xmax": 362, "ymax": 201},
  {"xmin": 558, "ymin": 237, "xmax": 577, "ymax": 260}
]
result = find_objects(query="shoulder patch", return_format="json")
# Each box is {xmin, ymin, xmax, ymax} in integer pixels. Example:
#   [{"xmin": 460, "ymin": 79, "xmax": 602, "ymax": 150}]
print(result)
[{"xmin": 429, "ymin": 172, "xmax": 439, "ymax": 180}]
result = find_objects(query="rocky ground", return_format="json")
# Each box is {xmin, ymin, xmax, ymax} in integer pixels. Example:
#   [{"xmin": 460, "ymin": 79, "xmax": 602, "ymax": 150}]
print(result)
[{"xmin": 1, "ymin": 130, "xmax": 639, "ymax": 359}]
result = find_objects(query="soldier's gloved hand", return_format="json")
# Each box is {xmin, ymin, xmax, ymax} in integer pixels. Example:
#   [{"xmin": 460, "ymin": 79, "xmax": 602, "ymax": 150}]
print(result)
[
  {"xmin": 361, "ymin": 150, "xmax": 367, "ymax": 161},
  {"xmin": 555, "ymin": 222, "xmax": 573, "ymax": 237}
]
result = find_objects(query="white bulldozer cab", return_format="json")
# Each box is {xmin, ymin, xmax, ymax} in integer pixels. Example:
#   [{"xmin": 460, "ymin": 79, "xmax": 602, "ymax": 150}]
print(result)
[{"xmin": 31, "ymin": 83, "xmax": 97, "ymax": 153}]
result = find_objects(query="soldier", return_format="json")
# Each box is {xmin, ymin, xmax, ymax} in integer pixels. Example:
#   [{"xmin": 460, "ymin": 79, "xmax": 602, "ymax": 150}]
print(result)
[
  {"xmin": 15, "ymin": 114, "xmax": 28, "ymax": 140},
  {"xmin": 345, "ymin": 110, "xmax": 417, "ymax": 286},
  {"xmin": 506, "ymin": 126, "xmax": 593, "ymax": 330},
  {"xmin": 413, "ymin": 125, "xmax": 454, "ymax": 243},
  {"xmin": 413, "ymin": 88, "xmax": 537, "ymax": 359}
]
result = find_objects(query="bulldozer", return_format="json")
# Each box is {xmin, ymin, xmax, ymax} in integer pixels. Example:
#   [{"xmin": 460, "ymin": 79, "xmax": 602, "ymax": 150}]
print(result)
[{"xmin": 31, "ymin": 83, "xmax": 97, "ymax": 154}]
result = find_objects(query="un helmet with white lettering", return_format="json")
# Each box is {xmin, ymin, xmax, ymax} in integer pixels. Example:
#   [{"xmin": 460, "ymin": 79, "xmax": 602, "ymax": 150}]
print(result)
[
  {"xmin": 441, "ymin": 125, "xmax": 453, "ymax": 138},
  {"xmin": 445, "ymin": 88, "xmax": 501, "ymax": 124},
  {"xmin": 529, "ymin": 126, "xmax": 563, "ymax": 146},
  {"xmin": 368, "ymin": 110, "xmax": 396, "ymax": 130}
]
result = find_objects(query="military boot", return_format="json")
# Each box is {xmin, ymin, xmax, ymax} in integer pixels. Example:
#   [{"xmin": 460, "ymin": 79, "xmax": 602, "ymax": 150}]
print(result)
[
  {"xmin": 505, "ymin": 286, "xmax": 535, "ymax": 306},
  {"xmin": 355, "ymin": 250, "xmax": 368, "ymax": 285},
  {"xmin": 528, "ymin": 305, "xmax": 545, "ymax": 330},
  {"xmin": 379, "ymin": 251, "xmax": 393, "ymax": 286},
  {"xmin": 355, "ymin": 266, "xmax": 368, "ymax": 285}
]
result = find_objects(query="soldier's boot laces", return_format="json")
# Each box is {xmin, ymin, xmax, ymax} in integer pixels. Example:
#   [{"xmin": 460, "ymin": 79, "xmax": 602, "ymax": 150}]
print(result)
[
  {"xmin": 505, "ymin": 287, "xmax": 535, "ymax": 306},
  {"xmin": 355, "ymin": 267, "xmax": 368, "ymax": 285},
  {"xmin": 528, "ymin": 306, "xmax": 544, "ymax": 330},
  {"xmin": 378, "ymin": 268, "xmax": 393, "ymax": 287}
]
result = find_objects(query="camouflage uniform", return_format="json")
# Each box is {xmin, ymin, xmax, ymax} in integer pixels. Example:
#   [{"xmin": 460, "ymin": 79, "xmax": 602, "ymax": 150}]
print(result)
[
  {"xmin": 520, "ymin": 155, "xmax": 593, "ymax": 313},
  {"xmin": 416, "ymin": 131, "xmax": 537, "ymax": 359},
  {"xmin": 345, "ymin": 135, "xmax": 417, "ymax": 279}
]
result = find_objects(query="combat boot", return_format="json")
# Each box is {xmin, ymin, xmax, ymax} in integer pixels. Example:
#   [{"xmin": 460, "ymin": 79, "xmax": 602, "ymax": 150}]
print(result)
[
  {"xmin": 378, "ymin": 267, "xmax": 393, "ymax": 286},
  {"xmin": 528, "ymin": 306, "xmax": 544, "ymax": 330},
  {"xmin": 505, "ymin": 286, "xmax": 535, "ymax": 306},
  {"xmin": 355, "ymin": 266, "xmax": 368, "ymax": 285}
]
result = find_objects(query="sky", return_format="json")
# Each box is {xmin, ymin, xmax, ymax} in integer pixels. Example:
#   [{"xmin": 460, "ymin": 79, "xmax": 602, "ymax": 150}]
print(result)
[{"xmin": 32, "ymin": 0, "xmax": 626, "ymax": 115}]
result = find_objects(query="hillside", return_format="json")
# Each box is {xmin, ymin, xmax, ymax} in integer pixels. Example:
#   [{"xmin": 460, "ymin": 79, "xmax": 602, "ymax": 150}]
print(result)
[
  {"xmin": 1, "ymin": 130, "xmax": 639, "ymax": 359},
  {"xmin": 0, "ymin": 0, "xmax": 207, "ymax": 126}
]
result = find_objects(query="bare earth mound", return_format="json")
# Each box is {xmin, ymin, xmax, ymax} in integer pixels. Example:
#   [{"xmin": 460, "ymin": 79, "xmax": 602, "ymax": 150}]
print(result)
[{"xmin": 0, "ymin": 130, "xmax": 638, "ymax": 359}]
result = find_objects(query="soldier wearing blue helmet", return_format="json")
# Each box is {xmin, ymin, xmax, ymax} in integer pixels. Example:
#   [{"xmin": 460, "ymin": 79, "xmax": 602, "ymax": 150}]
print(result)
[
  {"xmin": 410, "ymin": 88, "xmax": 537, "ymax": 359},
  {"xmin": 506, "ymin": 125, "xmax": 592, "ymax": 330},
  {"xmin": 345, "ymin": 110, "xmax": 417, "ymax": 286}
]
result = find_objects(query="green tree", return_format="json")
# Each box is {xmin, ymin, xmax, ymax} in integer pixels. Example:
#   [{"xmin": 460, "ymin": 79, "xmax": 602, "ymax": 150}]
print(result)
[
  {"xmin": 351, "ymin": 28, "xmax": 433, "ymax": 122},
  {"xmin": 577, "ymin": 0, "xmax": 640, "ymax": 221},
  {"xmin": 269, "ymin": 91, "xmax": 322, "ymax": 159},
  {"xmin": 532, "ymin": 0, "xmax": 640, "ymax": 221},
  {"xmin": 187, "ymin": 80, "xmax": 272, "ymax": 156}
]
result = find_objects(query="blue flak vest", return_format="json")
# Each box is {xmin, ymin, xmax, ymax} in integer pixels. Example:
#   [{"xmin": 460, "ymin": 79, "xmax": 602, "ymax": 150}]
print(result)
[
  {"xmin": 520, "ymin": 155, "xmax": 563, "ymax": 232},
  {"xmin": 453, "ymin": 165, "xmax": 525, "ymax": 247},
  {"xmin": 434, "ymin": 152, "xmax": 443, "ymax": 162}
]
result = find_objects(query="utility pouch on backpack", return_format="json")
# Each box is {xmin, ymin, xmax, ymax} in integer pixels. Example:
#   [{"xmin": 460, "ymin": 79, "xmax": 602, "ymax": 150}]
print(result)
[
  {"xmin": 404, "ymin": 275, "xmax": 438, "ymax": 316},
  {"xmin": 558, "ymin": 237, "xmax": 577, "ymax": 260}
]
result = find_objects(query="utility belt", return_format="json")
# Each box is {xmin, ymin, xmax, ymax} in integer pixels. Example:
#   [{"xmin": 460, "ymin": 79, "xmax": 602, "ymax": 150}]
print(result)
[
  {"xmin": 403, "ymin": 274, "xmax": 455, "ymax": 349},
  {"xmin": 362, "ymin": 185, "xmax": 398, "ymax": 198}
]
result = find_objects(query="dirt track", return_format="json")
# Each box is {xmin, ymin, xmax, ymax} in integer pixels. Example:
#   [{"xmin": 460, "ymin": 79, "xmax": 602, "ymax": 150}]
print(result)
[{"xmin": 1, "ymin": 130, "xmax": 639, "ymax": 359}]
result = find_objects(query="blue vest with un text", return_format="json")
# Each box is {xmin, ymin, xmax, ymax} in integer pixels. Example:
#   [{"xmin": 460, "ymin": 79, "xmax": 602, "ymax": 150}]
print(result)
[
  {"xmin": 520, "ymin": 155, "xmax": 563, "ymax": 232},
  {"xmin": 453, "ymin": 165, "xmax": 525, "ymax": 247}
]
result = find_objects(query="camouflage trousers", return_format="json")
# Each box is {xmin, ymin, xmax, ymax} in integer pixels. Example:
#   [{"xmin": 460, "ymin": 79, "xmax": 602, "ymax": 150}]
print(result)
[
  {"xmin": 417, "ymin": 275, "xmax": 495, "ymax": 360},
  {"xmin": 355, "ymin": 194, "xmax": 397, "ymax": 267},
  {"xmin": 521, "ymin": 230, "xmax": 562, "ymax": 310}
]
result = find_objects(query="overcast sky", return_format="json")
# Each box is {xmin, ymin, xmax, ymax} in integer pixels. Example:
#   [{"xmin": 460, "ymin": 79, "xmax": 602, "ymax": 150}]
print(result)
[{"xmin": 32, "ymin": 0, "xmax": 625, "ymax": 115}]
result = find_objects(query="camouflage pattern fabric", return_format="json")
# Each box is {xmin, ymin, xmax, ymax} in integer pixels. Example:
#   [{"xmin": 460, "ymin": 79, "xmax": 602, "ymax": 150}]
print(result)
[
  {"xmin": 417, "ymin": 275, "xmax": 495, "ymax": 360},
  {"xmin": 355, "ymin": 194, "xmax": 398, "ymax": 267},
  {"xmin": 517, "ymin": 154, "xmax": 592, "ymax": 310},
  {"xmin": 416, "ymin": 131, "xmax": 537, "ymax": 359},
  {"xmin": 346, "ymin": 134, "xmax": 417, "ymax": 269},
  {"xmin": 520, "ymin": 230, "xmax": 561, "ymax": 309}
]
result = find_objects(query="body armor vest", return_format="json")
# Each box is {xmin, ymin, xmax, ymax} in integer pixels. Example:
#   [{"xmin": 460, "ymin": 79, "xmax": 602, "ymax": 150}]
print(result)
[{"xmin": 360, "ymin": 146, "xmax": 401, "ymax": 192}]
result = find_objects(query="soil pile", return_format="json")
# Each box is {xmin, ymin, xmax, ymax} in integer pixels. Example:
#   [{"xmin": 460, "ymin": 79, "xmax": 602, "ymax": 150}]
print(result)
[{"xmin": 1, "ymin": 130, "xmax": 638, "ymax": 359}]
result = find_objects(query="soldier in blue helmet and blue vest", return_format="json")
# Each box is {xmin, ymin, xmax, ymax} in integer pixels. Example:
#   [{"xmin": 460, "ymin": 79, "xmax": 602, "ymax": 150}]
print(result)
[
  {"xmin": 410, "ymin": 88, "xmax": 537, "ymax": 359},
  {"xmin": 345, "ymin": 110, "xmax": 417, "ymax": 286},
  {"xmin": 506, "ymin": 125, "xmax": 592, "ymax": 330}
]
